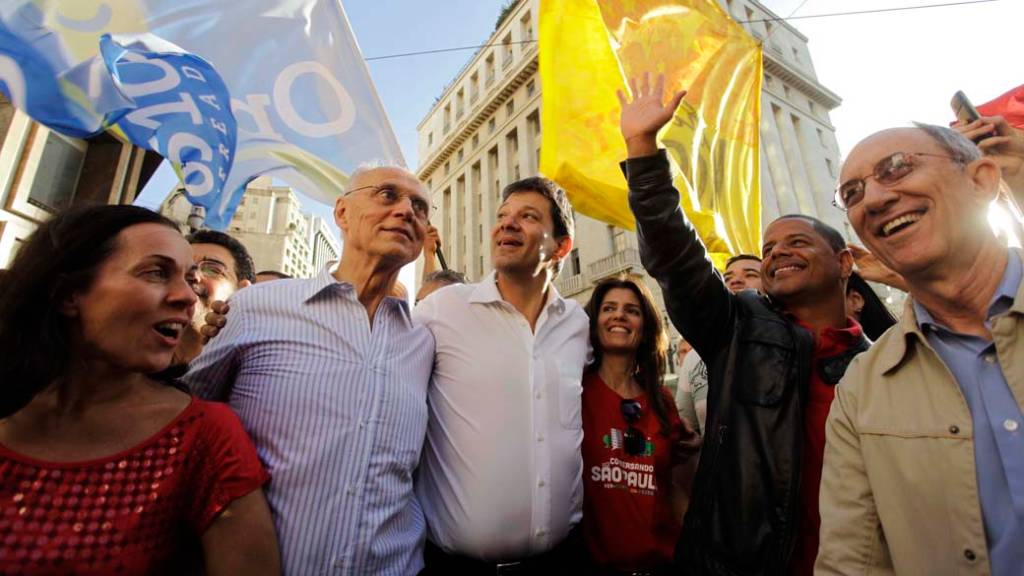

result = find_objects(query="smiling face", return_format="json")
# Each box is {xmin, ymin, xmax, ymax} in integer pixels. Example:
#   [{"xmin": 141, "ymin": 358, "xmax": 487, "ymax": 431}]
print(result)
[
  {"xmin": 491, "ymin": 190, "xmax": 570, "ymax": 276},
  {"xmin": 65, "ymin": 223, "xmax": 197, "ymax": 374},
  {"xmin": 596, "ymin": 287, "xmax": 645, "ymax": 355},
  {"xmin": 761, "ymin": 218, "xmax": 848, "ymax": 305},
  {"xmin": 724, "ymin": 258, "xmax": 763, "ymax": 293},
  {"xmin": 335, "ymin": 167, "xmax": 429, "ymax": 268},
  {"xmin": 841, "ymin": 128, "xmax": 999, "ymax": 278}
]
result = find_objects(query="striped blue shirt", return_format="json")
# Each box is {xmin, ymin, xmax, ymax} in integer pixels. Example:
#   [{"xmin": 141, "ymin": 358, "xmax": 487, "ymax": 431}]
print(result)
[{"xmin": 184, "ymin": 267, "xmax": 435, "ymax": 575}]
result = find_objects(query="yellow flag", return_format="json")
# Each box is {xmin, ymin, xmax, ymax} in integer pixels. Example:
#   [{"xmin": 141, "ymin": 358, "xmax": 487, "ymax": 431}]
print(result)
[{"xmin": 539, "ymin": 0, "xmax": 763, "ymax": 264}]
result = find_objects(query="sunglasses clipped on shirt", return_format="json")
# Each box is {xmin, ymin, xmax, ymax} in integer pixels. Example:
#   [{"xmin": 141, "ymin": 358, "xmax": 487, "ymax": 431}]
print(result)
[
  {"xmin": 833, "ymin": 151, "xmax": 963, "ymax": 211},
  {"xmin": 619, "ymin": 399, "xmax": 647, "ymax": 457}
]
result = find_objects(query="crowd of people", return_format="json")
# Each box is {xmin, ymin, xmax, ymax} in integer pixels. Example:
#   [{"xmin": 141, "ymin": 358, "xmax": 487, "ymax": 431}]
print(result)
[{"xmin": 0, "ymin": 72, "xmax": 1022, "ymax": 576}]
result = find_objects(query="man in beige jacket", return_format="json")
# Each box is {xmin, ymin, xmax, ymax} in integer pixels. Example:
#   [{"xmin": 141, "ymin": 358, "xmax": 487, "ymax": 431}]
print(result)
[{"xmin": 818, "ymin": 124, "xmax": 1023, "ymax": 575}]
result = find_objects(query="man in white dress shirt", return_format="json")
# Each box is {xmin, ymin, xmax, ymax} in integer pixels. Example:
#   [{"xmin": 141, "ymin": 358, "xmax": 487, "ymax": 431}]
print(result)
[{"xmin": 414, "ymin": 176, "xmax": 590, "ymax": 574}]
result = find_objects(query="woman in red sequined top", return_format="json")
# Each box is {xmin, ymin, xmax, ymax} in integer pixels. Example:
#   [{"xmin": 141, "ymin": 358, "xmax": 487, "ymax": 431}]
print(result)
[{"xmin": 0, "ymin": 205, "xmax": 279, "ymax": 575}]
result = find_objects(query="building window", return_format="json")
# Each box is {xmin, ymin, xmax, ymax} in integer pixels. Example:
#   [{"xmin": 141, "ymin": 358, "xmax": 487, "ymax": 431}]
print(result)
[
  {"xmin": 816, "ymin": 128, "xmax": 827, "ymax": 147},
  {"xmin": 443, "ymin": 188, "xmax": 452, "ymax": 255},
  {"xmin": 764, "ymin": 74, "xmax": 773, "ymax": 88},
  {"xmin": 808, "ymin": 99, "xmax": 817, "ymax": 114},
  {"xmin": 825, "ymin": 158, "xmax": 835, "ymax": 177},
  {"xmin": 527, "ymin": 111, "xmax": 541, "ymax": 173},
  {"xmin": 783, "ymin": 85, "xmax": 792, "ymax": 100},
  {"xmin": 520, "ymin": 11, "xmax": 533, "ymax": 42},
  {"xmin": 472, "ymin": 134, "xmax": 479, "ymax": 149},
  {"xmin": 610, "ymin": 226, "xmax": 628, "ymax": 253},
  {"xmin": 569, "ymin": 248, "xmax": 581, "ymax": 276},
  {"xmin": 456, "ymin": 88, "xmax": 465, "ymax": 119},
  {"xmin": 428, "ymin": 132, "xmax": 433, "ymax": 146},
  {"xmin": 791, "ymin": 47, "xmax": 801, "ymax": 63},
  {"xmin": 506, "ymin": 99, "xmax": 515, "ymax": 116},
  {"xmin": 527, "ymin": 111, "xmax": 540, "ymax": 138},
  {"xmin": 488, "ymin": 118, "xmax": 496, "ymax": 134},
  {"xmin": 457, "ymin": 148, "xmax": 464, "ymax": 163},
  {"xmin": 744, "ymin": 6, "xmax": 754, "ymax": 23},
  {"xmin": 526, "ymin": 80, "xmax": 536, "ymax": 98},
  {"xmin": 470, "ymin": 72, "xmax": 480, "ymax": 102},
  {"xmin": 443, "ymin": 103, "xmax": 452, "ymax": 133},
  {"xmin": 485, "ymin": 52, "xmax": 496, "ymax": 86},
  {"xmin": 502, "ymin": 33, "xmax": 513, "ymax": 68},
  {"xmin": 444, "ymin": 161, "xmax": 450, "ymax": 176},
  {"xmin": 28, "ymin": 131, "xmax": 85, "ymax": 213}
]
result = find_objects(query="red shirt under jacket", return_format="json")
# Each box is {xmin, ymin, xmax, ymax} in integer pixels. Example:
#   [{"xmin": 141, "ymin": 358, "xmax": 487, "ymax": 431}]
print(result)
[{"xmin": 790, "ymin": 318, "xmax": 864, "ymax": 576}]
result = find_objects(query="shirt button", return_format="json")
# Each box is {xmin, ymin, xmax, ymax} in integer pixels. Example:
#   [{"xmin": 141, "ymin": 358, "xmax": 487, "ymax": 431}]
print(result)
[
  {"xmin": 346, "ymin": 485, "xmax": 356, "ymax": 495},
  {"xmin": 964, "ymin": 548, "xmax": 977, "ymax": 561},
  {"xmin": 535, "ymin": 391, "xmax": 542, "ymax": 399},
  {"xmin": 537, "ymin": 434, "xmax": 544, "ymax": 442},
  {"xmin": 984, "ymin": 354, "xmax": 996, "ymax": 364},
  {"xmin": 536, "ymin": 529, "xmax": 547, "ymax": 538},
  {"xmin": 538, "ymin": 479, "xmax": 546, "ymax": 487},
  {"xmin": 1005, "ymin": 419, "xmax": 1019, "ymax": 432},
  {"xmin": 949, "ymin": 425, "xmax": 960, "ymax": 435}
]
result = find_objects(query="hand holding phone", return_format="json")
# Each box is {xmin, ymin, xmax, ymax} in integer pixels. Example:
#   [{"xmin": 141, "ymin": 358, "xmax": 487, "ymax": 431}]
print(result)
[{"xmin": 951, "ymin": 90, "xmax": 981, "ymax": 127}]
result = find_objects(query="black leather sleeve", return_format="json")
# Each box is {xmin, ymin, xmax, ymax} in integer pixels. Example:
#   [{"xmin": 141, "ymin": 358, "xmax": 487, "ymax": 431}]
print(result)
[{"xmin": 622, "ymin": 149, "xmax": 736, "ymax": 359}]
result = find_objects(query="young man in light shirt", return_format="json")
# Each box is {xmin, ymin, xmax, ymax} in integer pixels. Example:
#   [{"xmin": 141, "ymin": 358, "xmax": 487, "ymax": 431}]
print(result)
[{"xmin": 414, "ymin": 176, "xmax": 590, "ymax": 574}]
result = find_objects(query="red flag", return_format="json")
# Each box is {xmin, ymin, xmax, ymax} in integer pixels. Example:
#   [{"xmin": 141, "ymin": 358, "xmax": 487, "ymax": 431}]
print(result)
[{"xmin": 978, "ymin": 84, "xmax": 1024, "ymax": 129}]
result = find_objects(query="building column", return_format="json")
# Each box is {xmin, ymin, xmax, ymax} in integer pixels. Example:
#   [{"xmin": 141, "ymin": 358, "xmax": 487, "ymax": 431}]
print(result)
[
  {"xmin": 480, "ymin": 154, "xmax": 496, "ymax": 277},
  {"xmin": 771, "ymin": 103, "xmax": 817, "ymax": 216},
  {"xmin": 761, "ymin": 100, "xmax": 801, "ymax": 216}
]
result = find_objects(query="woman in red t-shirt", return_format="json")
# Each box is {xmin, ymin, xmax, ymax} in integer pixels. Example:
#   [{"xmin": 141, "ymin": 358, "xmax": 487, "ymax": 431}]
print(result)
[
  {"xmin": 0, "ymin": 205, "xmax": 279, "ymax": 575},
  {"xmin": 581, "ymin": 276, "xmax": 701, "ymax": 574}
]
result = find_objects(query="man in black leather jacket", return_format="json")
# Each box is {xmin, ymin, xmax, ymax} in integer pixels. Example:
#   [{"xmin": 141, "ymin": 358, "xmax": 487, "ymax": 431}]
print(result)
[{"xmin": 617, "ymin": 75, "xmax": 870, "ymax": 576}]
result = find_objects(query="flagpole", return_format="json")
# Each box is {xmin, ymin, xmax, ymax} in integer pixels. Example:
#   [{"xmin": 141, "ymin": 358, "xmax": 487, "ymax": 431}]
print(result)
[{"xmin": 435, "ymin": 246, "xmax": 448, "ymax": 271}]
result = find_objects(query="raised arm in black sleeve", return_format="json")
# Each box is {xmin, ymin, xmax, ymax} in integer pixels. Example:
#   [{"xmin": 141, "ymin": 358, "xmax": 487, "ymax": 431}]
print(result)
[{"xmin": 622, "ymin": 150, "xmax": 737, "ymax": 359}]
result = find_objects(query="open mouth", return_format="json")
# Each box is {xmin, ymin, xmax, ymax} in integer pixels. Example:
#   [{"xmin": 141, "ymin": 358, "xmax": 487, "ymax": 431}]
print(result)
[
  {"xmin": 607, "ymin": 326, "xmax": 630, "ymax": 334},
  {"xmin": 153, "ymin": 321, "xmax": 186, "ymax": 342},
  {"xmin": 879, "ymin": 212, "xmax": 924, "ymax": 238},
  {"xmin": 496, "ymin": 238, "xmax": 523, "ymax": 248}
]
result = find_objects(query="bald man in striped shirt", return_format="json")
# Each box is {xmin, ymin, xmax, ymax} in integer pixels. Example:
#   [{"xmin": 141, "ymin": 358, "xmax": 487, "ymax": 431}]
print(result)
[{"xmin": 185, "ymin": 165, "xmax": 435, "ymax": 575}]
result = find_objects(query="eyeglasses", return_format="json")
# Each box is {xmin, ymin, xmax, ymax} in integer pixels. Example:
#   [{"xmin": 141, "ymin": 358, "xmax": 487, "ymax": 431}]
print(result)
[
  {"xmin": 834, "ymin": 152, "xmax": 961, "ymax": 211},
  {"xmin": 345, "ymin": 184, "xmax": 433, "ymax": 222},
  {"xmin": 195, "ymin": 259, "xmax": 233, "ymax": 281},
  {"xmin": 620, "ymin": 399, "xmax": 647, "ymax": 456}
]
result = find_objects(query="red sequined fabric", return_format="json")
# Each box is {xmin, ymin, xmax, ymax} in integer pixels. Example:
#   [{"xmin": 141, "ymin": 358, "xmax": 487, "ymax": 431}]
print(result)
[{"xmin": 0, "ymin": 398, "xmax": 269, "ymax": 575}]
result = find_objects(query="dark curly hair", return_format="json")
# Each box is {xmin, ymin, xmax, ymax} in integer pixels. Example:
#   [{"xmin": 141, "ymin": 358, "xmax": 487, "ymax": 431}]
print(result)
[
  {"xmin": 584, "ymin": 275, "xmax": 672, "ymax": 436},
  {"xmin": 0, "ymin": 204, "xmax": 180, "ymax": 417}
]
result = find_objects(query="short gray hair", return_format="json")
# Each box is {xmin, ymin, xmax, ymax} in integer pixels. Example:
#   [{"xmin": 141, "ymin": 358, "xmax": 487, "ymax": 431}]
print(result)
[
  {"xmin": 344, "ymin": 162, "xmax": 419, "ymax": 195},
  {"xmin": 912, "ymin": 122, "xmax": 983, "ymax": 165}
]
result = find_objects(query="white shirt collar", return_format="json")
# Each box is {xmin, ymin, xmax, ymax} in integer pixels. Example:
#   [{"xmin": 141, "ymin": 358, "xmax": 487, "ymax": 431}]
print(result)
[{"xmin": 468, "ymin": 270, "xmax": 566, "ymax": 315}]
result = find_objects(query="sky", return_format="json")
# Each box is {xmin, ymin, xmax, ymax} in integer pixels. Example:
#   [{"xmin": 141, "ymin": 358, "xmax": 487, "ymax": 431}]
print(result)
[{"xmin": 140, "ymin": 0, "xmax": 1022, "ymax": 285}]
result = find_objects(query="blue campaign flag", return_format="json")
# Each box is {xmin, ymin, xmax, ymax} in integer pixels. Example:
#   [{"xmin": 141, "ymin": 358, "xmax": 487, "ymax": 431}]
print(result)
[
  {"xmin": 0, "ymin": 1, "xmax": 404, "ymax": 230},
  {"xmin": 99, "ymin": 34, "xmax": 237, "ymax": 228},
  {"xmin": 0, "ymin": 11, "xmax": 102, "ymax": 137}
]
